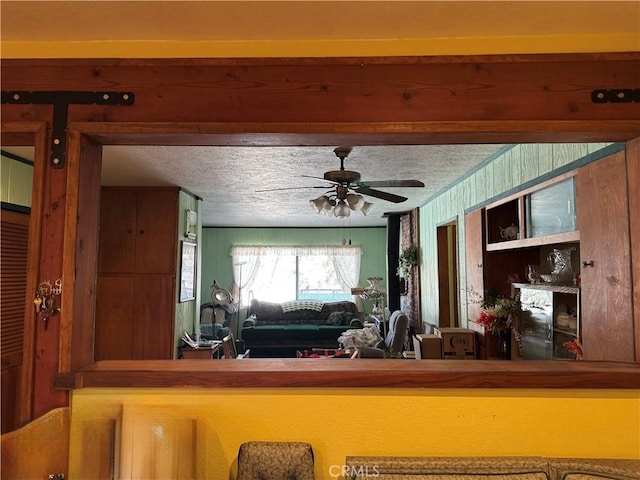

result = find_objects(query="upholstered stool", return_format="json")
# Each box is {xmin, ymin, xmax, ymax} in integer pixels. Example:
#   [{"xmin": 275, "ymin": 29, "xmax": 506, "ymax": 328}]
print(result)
[{"xmin": 236, "ymin": 441, "xmax": 315, "ymax": 480}]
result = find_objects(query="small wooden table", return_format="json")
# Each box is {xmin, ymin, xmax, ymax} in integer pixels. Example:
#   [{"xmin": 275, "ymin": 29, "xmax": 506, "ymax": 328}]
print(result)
[{"xmin": 179, "ymin": 341, "xmax": 222, "ymax": 359}]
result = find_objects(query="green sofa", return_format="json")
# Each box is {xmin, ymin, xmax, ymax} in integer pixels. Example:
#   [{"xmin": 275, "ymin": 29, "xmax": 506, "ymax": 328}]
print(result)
[{"xmin": 241, "ymin": 298, "xmax": 363, "ymax": 357}]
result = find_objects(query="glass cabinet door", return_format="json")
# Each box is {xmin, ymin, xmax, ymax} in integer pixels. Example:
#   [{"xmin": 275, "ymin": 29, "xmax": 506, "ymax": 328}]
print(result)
[
  {"xmin": 525, "ymin": 177, "xmax": 577, "ymax": 238},
  {"xmin": 519, "ymin": 288, "xmax": 553, "ymax": 360}
]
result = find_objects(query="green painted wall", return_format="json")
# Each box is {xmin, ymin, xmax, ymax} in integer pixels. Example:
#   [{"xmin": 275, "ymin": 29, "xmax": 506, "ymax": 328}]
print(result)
[
  {"xmin": 200, "ymin": 226, "xmax": 386, "ymax": 321},
  {"xmin": 173, "ymin": 191, "xmax": 202, "ymax": 355},
  {"xmin": 418, "ymin": 142, "xmax": 616, "ymax": 327}
]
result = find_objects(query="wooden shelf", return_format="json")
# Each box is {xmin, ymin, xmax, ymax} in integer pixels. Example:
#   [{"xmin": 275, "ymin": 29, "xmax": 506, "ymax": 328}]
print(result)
[
  {"xmin": 487, "ymin": 231, "xmax": 580, "ymax": 251},
  {"xmin": 512, "ymin": 282, "xmax": 579, "ymax": 294}
]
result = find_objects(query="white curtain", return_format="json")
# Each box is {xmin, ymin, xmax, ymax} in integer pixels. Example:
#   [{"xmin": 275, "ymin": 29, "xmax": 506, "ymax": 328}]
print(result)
[{"xmin": 230, "ymin": 245, "xmax": 362, "ymax": 306}]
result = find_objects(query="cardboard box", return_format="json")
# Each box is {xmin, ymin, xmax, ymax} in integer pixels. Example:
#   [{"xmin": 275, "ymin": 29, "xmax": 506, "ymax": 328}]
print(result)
[
  {"xmin": 435, "ymin": 327, "xmax": 476, "ymax": 360},
  {"xmin": 412, "ymin": 334, "xmax": 443, "ymax": 359}
]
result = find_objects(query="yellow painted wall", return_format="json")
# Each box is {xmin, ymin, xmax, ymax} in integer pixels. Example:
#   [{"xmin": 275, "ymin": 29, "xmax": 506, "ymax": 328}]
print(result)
[{"xmin": 69, "ymin": 388, "xmax": 640, "ymax": 479}]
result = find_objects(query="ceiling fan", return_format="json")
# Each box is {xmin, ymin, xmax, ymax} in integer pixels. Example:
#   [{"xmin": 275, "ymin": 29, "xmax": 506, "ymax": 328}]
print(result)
[
  {"xmin": 317, "ymin": 146, "xmax": 425, "ymax": 200},
  {"xmin": 258, "ymin": 146, "xmax": 425, "ymax": 218}
]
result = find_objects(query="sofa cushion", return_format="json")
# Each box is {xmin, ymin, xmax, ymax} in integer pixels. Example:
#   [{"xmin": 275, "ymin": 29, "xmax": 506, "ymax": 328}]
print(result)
[
  {"xmin": 241, "ymin": 325, "xmax": 286, "ymax": 341},
  {"xmin": 284, "ymin": 324, "xmax": 320, "ymax": 340}
]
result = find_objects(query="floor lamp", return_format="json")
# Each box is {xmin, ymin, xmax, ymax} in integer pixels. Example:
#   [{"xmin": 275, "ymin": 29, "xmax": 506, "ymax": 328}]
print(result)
[{"xmin": 234, "ymin": 261, "xmax": 246, "ymax": 338}]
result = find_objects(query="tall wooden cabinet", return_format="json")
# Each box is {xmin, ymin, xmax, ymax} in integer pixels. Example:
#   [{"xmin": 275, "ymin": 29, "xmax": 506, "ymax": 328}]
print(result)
[
  {"xmin": 576, "ymin": 151, "xmax": 633, "ymax": 361},
  {"xmin": 465, "ymin": 149, "xmax": 635, "ymax": 362},
  {"xmin": 95, "ymin": 187, "xmax": 179, "ymax": 360}
]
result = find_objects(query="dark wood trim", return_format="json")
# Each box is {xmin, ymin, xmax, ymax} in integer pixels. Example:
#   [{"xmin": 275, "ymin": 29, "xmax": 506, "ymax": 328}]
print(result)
[
  {"xmin": 1, "ymin": 55, "xmax": 639, "ymax": 415},
  {"xmin": 76, "ymin": 121, "xmax": 640, "ymax": 145},
  {"xmin": 53, "ymin": 359, "xmax": 640, "ymax": 389}
]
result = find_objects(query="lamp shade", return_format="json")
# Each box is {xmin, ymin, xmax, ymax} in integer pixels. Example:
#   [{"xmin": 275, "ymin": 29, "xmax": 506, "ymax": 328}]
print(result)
[
  {"xmin": 360, "ymin": 201, "xmax": 373, "ymax": 216},
  {"xmin": 346, "ymin": 193, "xmax": 365, "ymax": 210},
  {"xmin": 334, "ymin": 200, "xmax": 351, "ymax": 218},
  {"xmin": 310, "ymin": 196, "xmax": 329, "ymax": 213}
]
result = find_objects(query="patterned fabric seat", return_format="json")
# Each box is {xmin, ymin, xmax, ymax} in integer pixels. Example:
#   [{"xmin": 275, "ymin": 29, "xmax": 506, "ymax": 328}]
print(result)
[{"xmin": 237, "ymin": 441, "xmax": 315, "ymax": 480}]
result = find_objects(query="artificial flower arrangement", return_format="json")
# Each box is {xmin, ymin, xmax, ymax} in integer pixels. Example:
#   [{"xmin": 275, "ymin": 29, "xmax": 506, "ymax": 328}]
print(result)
[
  {"xmin": 475, "ymin": 291, "xmax": 521, "ymax": 335},
  {"xmin": 562, "ymin": 339, "xmax": 583, "ymax": 360}
]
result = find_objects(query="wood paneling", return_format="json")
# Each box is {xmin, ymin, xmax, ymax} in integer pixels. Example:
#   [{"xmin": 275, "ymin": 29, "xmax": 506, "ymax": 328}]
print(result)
[{"xmin": 577, "ymin": 150, "xmax": 634, "ymax": 361}]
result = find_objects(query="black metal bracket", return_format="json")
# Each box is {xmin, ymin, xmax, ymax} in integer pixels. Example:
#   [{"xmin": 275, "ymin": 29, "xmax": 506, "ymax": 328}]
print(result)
[
  {"xmin": 591, "ymin": 89, "xmax": 640, "ymax": 104},
  {"xmin": 1, "ymin": 90, "xmax": 135, "ymax": 168}
]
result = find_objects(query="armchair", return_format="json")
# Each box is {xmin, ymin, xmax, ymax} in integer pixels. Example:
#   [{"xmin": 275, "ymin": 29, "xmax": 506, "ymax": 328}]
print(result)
[{"xmin": 357, "ymin": 310, "xmax": 409, "ymax": 358}]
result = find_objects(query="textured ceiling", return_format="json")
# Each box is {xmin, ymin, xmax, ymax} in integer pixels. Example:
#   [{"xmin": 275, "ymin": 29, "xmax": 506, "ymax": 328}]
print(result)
[
  {"xmin": 99, "ymin": 144, "xmax": 509, "ymax": 227},
  {"xmin": 3, "ymin": 144, "xmax": 508, "ymax": 227}
]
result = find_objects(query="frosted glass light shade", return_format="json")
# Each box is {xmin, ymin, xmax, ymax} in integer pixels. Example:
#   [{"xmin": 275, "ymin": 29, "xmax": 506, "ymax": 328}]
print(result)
[
  {"xmin": 360, "ymin": 201, "xmax": 373, "ymax": 216},
  {"xmin": 310, "ymin": 196, "xmax": 327, "ymax": 213},
  {"xmin": 346, "ymin": 193, "xmax": 365, "ymax": 210},
  {"xmin": 334, "ymin": 200, "xmax": 351, "ymax": 218}
]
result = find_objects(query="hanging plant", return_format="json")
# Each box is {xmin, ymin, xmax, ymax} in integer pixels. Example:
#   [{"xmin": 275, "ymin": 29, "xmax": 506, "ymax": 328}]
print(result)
[{"xmin": 397, "ymin": 245, "xmax": 418, "ymax": 278}]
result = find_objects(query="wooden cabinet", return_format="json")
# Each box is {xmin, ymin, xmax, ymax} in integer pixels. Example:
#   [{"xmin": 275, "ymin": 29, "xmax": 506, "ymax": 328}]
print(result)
[
  {"xmin": 576, "ymin": 150, "xmax": 634, "ymax": 361},
  {"xmin": 95, "ymin": 187, "xmax": 179, "ymax": 361},
  {"xmin": 466, "ymin": 150, "xmax": 635, "ymax": 362}
]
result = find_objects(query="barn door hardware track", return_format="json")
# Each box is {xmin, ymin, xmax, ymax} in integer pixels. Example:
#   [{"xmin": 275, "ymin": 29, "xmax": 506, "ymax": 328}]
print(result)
[{"xmin": 1, "ymin": 90, "xmax": 135, "ymax": 168}]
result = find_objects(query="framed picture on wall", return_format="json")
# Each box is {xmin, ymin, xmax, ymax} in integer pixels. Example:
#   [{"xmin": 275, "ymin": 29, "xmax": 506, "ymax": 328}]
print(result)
[
  {"xmin": 185, "ymin": 209, "xmax": 197, "ymax": 240},
  {"xmin": 180, "ymin": 241, "xmax": 197, "ymax": 302}
]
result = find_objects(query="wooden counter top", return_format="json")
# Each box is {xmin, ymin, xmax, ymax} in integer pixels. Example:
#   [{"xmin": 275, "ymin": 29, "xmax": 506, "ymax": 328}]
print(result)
[{"xmin": 54, "ymin": 359, "xmax": 640, "ymax": 390}]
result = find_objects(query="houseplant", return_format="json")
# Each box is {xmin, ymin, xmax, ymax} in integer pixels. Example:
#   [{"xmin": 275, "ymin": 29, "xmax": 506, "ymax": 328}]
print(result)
[{"xmin": 397, "ymin": 245, "xmax": 418, "ymax": 278}]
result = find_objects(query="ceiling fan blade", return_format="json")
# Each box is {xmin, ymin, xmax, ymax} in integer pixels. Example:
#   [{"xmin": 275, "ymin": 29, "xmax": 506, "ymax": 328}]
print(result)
[
  {"xmin": 255, "ymin": 186, "xmax": 329, "ymax": 193},
  {"xmin": 357, "ymin": 180, "xmax": 425, "ymax": 188},
  {"xmin": 354, "ymin": 186, "xmax": 408, "ymax": 203}
]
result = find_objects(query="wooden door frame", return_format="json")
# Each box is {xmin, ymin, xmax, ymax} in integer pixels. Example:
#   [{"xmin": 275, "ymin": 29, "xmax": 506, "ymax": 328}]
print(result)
[
  {"xmin": 1, "ymin": 54, "xmax": 640, "ymax": 412},
  {"xmin": 437, "ymin": 219, "xmax": 459, "ymax": 328},
  {"xmin": 1, "ymin": 123, "xmax": 49, "ymax": 425}
]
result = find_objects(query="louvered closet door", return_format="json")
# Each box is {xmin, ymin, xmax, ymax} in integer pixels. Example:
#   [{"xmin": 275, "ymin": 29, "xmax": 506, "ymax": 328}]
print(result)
[{"xmin": 1, "ymin": 209, "xmax": 29, "ymax": 433}]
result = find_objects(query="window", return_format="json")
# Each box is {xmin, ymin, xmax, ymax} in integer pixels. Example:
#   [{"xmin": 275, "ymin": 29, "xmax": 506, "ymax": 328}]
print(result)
[{"xmin": 230, "ymin": 245, "xmax": 362, "ymax": 305}]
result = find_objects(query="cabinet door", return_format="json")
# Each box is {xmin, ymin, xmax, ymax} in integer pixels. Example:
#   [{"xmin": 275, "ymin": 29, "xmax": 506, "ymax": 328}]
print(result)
[
  {"xmin": 133, "ymin": 275, "xmax": 175, "ymax": 360},
  {"xmin": 135, "ymin": 190, "xmax": 178, "ymax": 274},
  {"xmin": 577, "ymin": 150, "xmax": 634, "ymax": 361},
  {"xmin": 98, "ymin": 189, "xmax": 137, "ymax": 273},
  {"xmin": 94, "ymin": 276, "xmax": 134, "ymax": 360}
]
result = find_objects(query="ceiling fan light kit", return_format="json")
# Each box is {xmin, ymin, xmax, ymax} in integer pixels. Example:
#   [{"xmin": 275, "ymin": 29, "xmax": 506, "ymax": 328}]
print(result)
[{"xmin": 302, "ymin": 146, "xmax": 425, "ymax": 220}]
